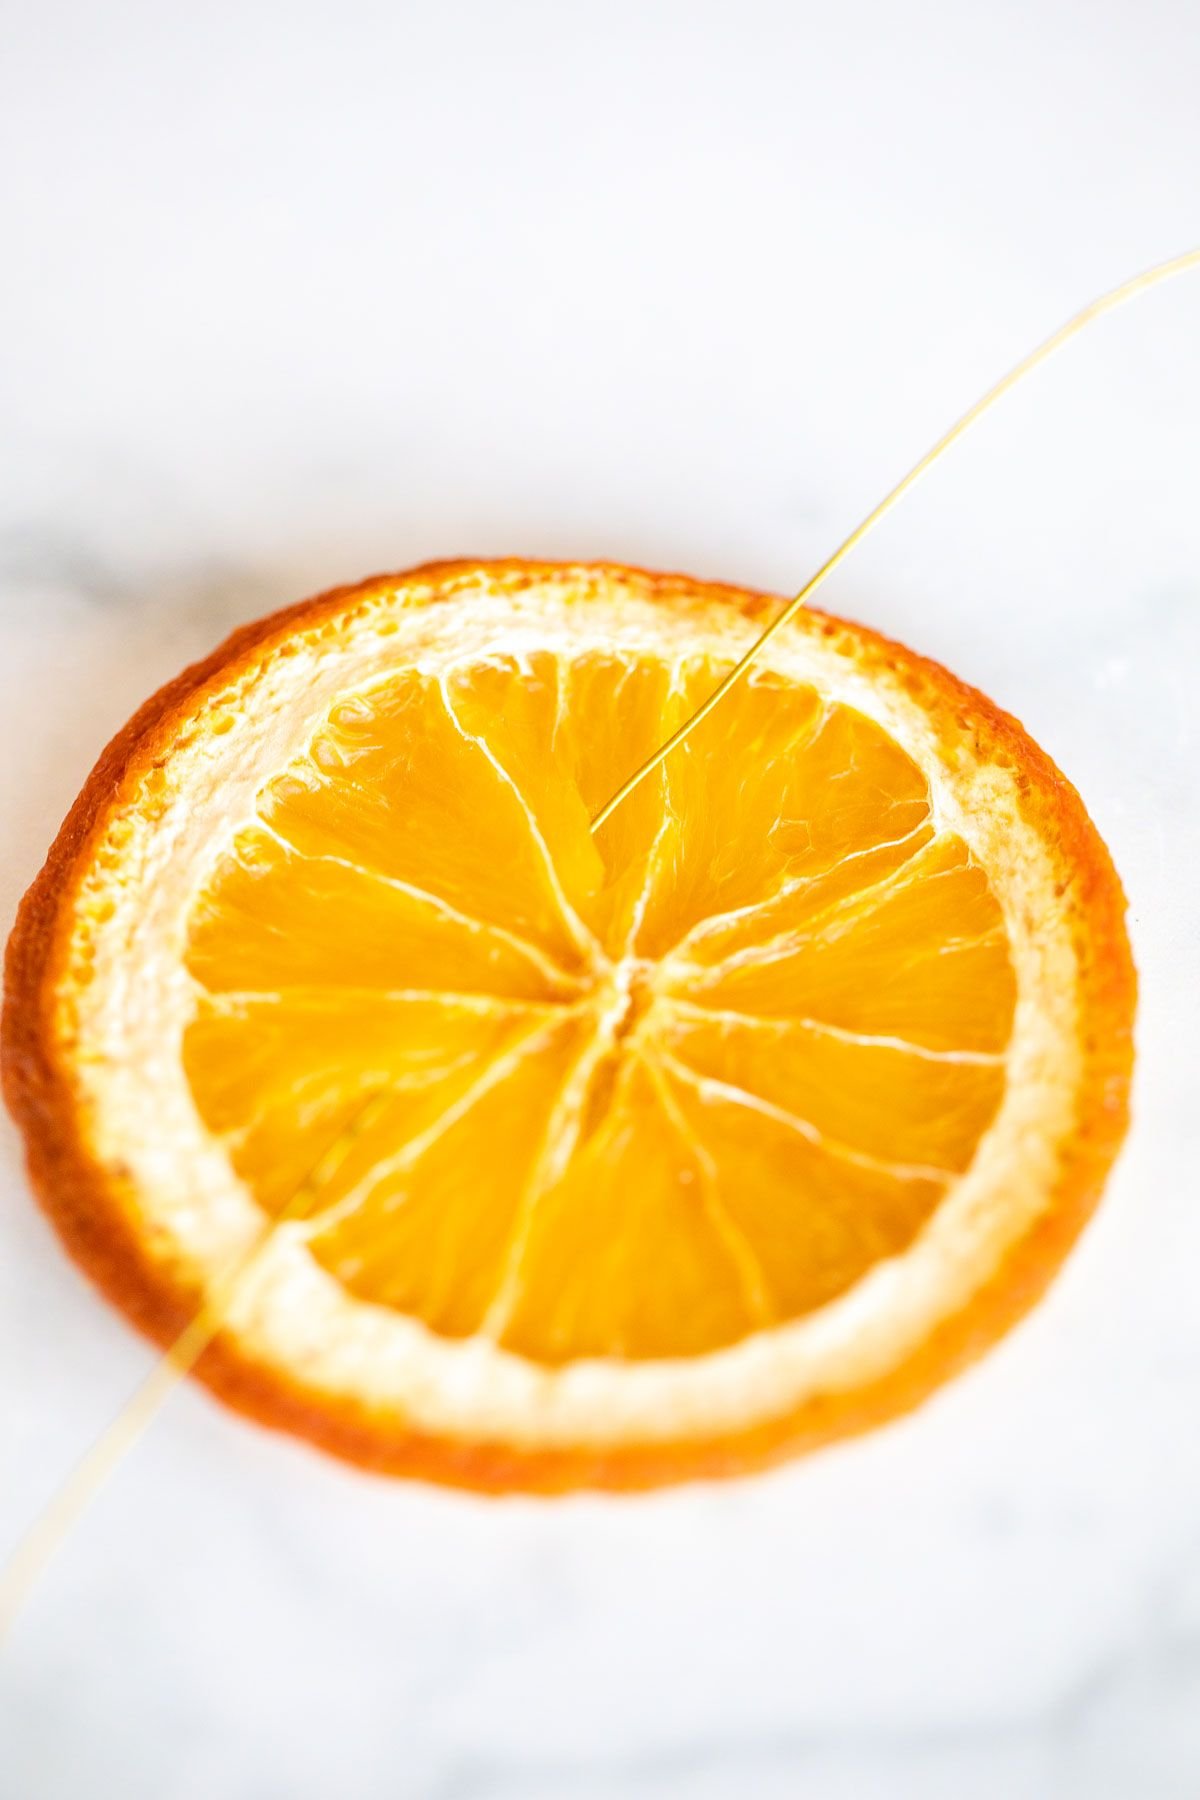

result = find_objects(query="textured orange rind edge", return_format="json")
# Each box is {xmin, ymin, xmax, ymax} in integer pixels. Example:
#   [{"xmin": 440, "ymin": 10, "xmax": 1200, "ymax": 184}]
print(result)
[{"xmin": 1, "ymin": 559, "xmax": 1137, "ymax": 1493}]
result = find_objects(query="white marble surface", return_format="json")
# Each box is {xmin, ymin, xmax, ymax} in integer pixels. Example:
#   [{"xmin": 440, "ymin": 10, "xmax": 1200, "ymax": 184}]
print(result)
[{"xmin": 3, "ymin": 3, "xmax": 1200, "ymax": 1794}]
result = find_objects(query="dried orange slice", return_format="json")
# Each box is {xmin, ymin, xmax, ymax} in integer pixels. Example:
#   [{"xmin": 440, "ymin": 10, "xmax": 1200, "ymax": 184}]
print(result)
[{"xmin": 2, "ymin": 561, "xmax": 1134, "ymax": 1489}]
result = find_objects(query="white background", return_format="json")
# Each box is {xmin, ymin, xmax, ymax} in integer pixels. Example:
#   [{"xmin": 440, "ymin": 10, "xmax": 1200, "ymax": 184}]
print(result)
[{"xmin": 3, "ymin": 3, "xmax": 1200, "ymax": 1795}]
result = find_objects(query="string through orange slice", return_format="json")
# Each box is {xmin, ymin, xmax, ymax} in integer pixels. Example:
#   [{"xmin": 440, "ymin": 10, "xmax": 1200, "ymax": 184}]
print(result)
[
  {"xmin": 0, "ymin": 1089, "xmax": 393, "ymax": 1640},
  {"xmin": 1, "ymin": 248, "xmax": 1193, "ymax": 1640},
  {"xmin": 592, "ymin": 246, "xmax": 1200, "ymax": 831}
]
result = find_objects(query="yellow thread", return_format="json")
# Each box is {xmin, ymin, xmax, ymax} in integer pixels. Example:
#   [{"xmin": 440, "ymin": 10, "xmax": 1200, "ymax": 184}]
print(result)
[
  {"xmin": 589, "ymin": 247, "xmax": 1200, "ymax": 834},
  {"xmin": 2, "ymin": 247, "xmax": 1198, "ymax": 1645},
  {"xmin": 0, "ymin": 1088, "xmax": 393, "ymax": 1645}
]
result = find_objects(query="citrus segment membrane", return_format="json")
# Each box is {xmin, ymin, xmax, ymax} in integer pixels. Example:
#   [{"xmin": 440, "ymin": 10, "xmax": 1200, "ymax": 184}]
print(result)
[{"xmin": 182, "ymin": 648, "xmax": 1016, "ymax": 1363}]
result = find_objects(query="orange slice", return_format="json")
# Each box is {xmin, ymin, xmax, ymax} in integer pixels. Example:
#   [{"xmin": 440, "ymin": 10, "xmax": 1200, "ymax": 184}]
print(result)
[{"xmin": 1, "ymin": 561, "xmax": 1135, "ymax": 1489}]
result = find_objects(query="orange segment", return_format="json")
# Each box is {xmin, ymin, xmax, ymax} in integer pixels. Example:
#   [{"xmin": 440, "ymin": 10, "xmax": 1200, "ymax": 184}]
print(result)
[
  {"xmin": 305, "ymin": 1010, "xmax": 600, "ymax": 1340},
  {"xmin": 646, "ymin": 1046, "xmax": 949, "ymax": 1323},
  {"xmin": 674, "ymin": 834, "xmax": 1016, "ymax": 1054},
  {"xmin": 183, "ymin": 990, "xmax": 557, "ymax": 1217},
  {"xmin": 257, "ymin": 672, "xmax": 595, "ymax": 975},
  {"xmin": 2, "ymin": 561, "xmax": 1135, "ymax": 1491},
  {"xmin": 633, "ymin": 667, "xmax": 930, "ymax": 958},
  {"xmin": 654, "ymin": 1002, "xmax": 1005, "ymax": 1178},
  {"xmin": 498, "ymin": 1055, "xmax": 770, "ymax": 1363},
  {"xmin": 185, "ymin": 825, "xmax": 574, "ymax": 1002},
  {"xmin": 445, "ymin": 649, "xmax": 674, "ymax": 954}
]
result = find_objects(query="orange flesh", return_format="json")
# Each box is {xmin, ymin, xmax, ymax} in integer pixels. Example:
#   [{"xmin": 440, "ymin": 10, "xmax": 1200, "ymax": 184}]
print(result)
[{"xmin": 182, "ymin": 650, "xmax": 1016, "ymax": 1364}]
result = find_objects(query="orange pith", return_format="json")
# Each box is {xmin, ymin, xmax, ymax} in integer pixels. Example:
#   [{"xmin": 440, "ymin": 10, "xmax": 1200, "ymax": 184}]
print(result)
[
  {"xmin": 1, "ymin": 562, "xmax": 1135, "ymax": 1491},
  {"xmin": 183, "ymin": 653, "xmax": 1014, "ymax": 1363}
]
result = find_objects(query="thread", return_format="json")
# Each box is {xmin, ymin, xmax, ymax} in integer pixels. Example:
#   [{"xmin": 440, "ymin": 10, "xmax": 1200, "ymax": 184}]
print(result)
[
  {"xmin": 2, "ymin": 247, "xmax": 1197, "ymax": 1646},
  {"xmin": 590, "ymin": 248, "xmax": 1200, "ymax": 834}
]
